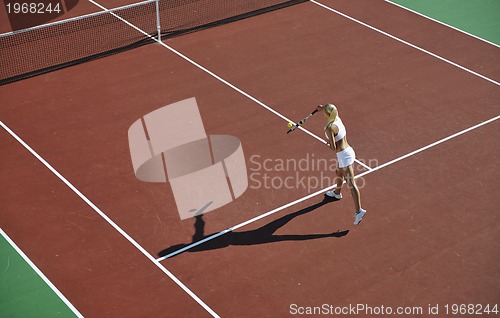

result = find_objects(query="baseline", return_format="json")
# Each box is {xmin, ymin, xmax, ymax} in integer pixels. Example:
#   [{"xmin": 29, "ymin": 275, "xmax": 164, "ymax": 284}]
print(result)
[{"xmin": 157, "ymin": 115, "xmax": 499, "ymax": 260}]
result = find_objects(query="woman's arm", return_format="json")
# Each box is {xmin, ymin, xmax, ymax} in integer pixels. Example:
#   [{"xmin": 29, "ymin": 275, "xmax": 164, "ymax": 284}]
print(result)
[{"xmin": 325, "ymin": 124, "xmax": 337, "ymax": 151}]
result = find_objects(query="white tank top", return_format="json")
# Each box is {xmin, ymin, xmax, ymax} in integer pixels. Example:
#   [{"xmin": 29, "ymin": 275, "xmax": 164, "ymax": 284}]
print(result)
[{"xmin": 324, "ymin": 117, "xmax": 346, "ymax": 142}]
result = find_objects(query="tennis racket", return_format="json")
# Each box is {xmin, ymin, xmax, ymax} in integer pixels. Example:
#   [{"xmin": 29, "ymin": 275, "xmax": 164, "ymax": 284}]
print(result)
[{"xmin": 286, "ymin": 108, "xmax": 319, "ymax": 134}]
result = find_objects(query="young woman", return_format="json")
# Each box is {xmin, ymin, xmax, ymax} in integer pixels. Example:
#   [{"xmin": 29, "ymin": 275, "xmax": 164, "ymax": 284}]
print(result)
[{"xmin": 318, "ymin": 103, "xmax": 366, "ymax": 225}]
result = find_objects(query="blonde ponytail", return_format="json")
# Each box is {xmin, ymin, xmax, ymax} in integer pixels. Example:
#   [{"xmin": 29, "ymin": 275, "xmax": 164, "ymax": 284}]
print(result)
[{"xmin": 324, "ymin": 103, "xmax": 338, "ymax": 129}]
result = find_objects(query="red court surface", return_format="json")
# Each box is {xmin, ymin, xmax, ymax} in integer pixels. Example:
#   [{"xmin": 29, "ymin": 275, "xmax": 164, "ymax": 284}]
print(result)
[{"xmin": 1, "ymin": 0, "xmax": 499, "ymax": 317}]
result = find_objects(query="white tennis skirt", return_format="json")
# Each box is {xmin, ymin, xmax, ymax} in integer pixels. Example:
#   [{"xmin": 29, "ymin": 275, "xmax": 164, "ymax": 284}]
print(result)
[{"xmin": 336, "ymin": 147, "xmax": 356, "ymax": 168}]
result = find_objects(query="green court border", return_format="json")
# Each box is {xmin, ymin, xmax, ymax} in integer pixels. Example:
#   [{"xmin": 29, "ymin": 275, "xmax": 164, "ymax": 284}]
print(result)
[
  {"xmin": 389, "ymin": 0, "xmax": 500, "ymax": 45},
  {"xmin": 0, "ymin": 228, "xmax": 82, "ymax": 318}
]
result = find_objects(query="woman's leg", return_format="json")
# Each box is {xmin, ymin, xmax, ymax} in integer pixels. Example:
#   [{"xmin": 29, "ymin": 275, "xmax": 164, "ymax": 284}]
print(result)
[
  {"xmin": 346, "ymin": 164, "xmax": 362, "ymax": 212},
  {"xmin": 334, "ymin": 168, "xmax": 345, "ymax": 195}
]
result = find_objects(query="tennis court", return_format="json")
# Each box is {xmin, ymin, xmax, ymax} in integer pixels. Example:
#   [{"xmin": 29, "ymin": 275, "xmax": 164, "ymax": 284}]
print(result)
[{"xmin": 1, "ymin": 0, "xmax": 499, "ymax": 317}]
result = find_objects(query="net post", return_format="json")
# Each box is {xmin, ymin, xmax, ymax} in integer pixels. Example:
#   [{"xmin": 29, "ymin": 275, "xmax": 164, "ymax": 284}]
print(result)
[{"xmin": 155, "ymin": 0, "xmax": 161, "ymax": 41}]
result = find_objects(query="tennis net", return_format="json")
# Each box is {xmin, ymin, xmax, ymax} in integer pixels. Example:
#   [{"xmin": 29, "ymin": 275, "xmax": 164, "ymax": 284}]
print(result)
[{"xmin": 0, "ymin": 0, "xmax": 307, "ymax": 85}]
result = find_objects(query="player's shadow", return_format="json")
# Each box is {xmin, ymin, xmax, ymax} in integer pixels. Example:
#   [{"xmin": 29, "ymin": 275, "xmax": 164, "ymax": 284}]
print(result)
[{"xmin": 158, "ymin": 195, "xmax": 348, "ymax": 258}]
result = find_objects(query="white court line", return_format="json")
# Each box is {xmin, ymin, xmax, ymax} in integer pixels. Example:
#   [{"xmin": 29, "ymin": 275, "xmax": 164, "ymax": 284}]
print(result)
[
  {"xmin": 358, "ymin": 115, "xmax": 500, "ymax": 176},
  {"xmin": 157, "ymin": 114, "xmax": 499, "ymax": 260},
  {"xmin": 0, "ymin": 228, "xmax": 84, "ymax": 318},
  {"xmin": 310, "ymin": 0, "xmax": 500, "ymax": 87},
  {"xmin": 86, "ymin": 0, "xmax": 372, "ymax": 171},
  {"xmin": 385, "ymin": 0, "xmax": 500, "ymax": 48},
  {"xmin": 0, "ymin": 120, "xmax": 220, "ymax": 318}
]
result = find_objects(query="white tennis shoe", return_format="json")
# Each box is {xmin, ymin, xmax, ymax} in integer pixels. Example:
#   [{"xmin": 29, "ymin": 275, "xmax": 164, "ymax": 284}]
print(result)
[
  {"xmin": 354, "ymin": 209, "xmax": 366, "ymax": 225},
  {"xmin": 326, "ymin": 190, "xmax": 342, "ymax": 200}
]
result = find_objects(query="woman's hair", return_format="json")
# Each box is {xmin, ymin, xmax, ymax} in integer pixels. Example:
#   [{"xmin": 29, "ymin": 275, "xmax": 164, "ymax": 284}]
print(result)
[{"xmin": 324, "ymin": 103, "xmax": 338, "ymax": 129}]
